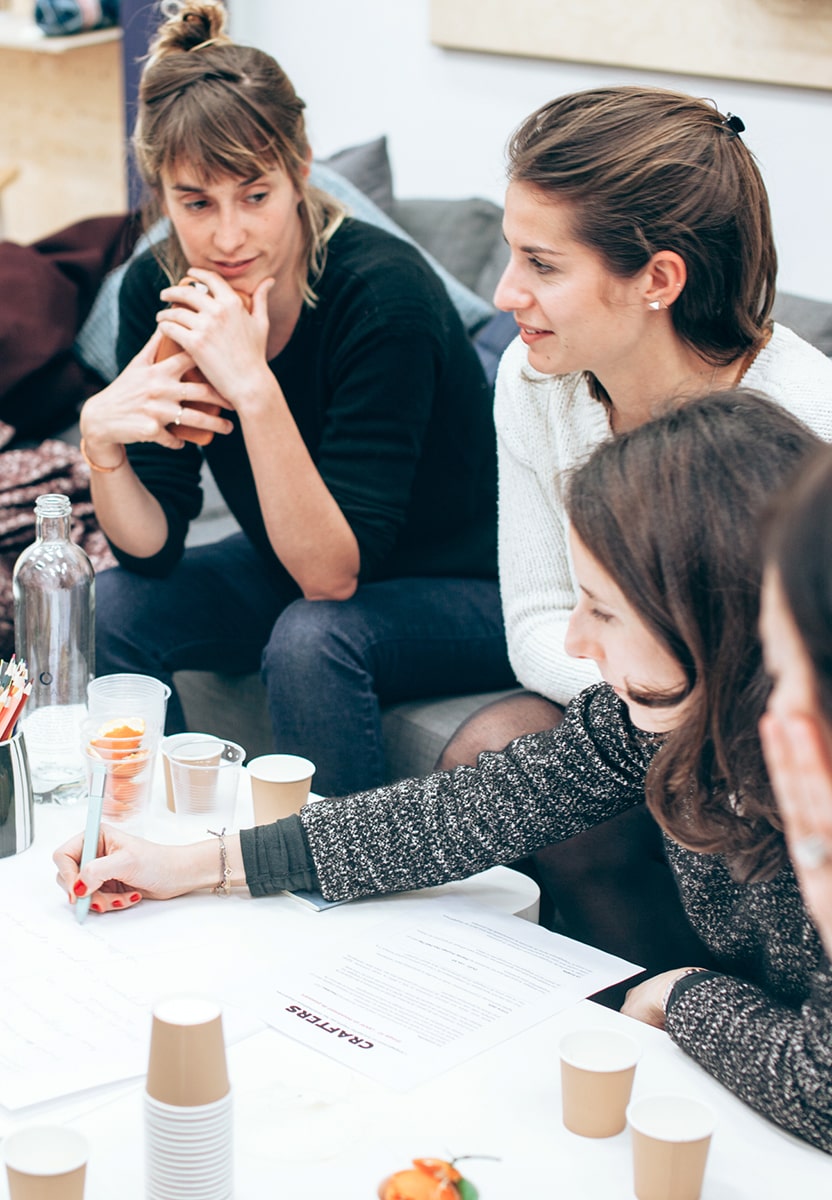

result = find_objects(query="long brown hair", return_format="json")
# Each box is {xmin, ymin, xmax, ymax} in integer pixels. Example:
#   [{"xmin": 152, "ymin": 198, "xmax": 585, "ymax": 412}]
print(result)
[
  {"xmin": 508, "ymin": 87, "xmax": 776, "ymax": 370},
  {"xmin": 766, "ymin": 447, "xmax": 832, "ymax": 724},
  {"xmin": 133, "ymin": 0, "xmax": 344, "ymax": 302},
  {"xmin": 566, "ymin": 391, "xmax": 819, "ymax": 882}
]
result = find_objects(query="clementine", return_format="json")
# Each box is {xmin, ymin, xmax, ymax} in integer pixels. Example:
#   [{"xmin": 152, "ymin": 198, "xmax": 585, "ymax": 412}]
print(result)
[{"xmin": 378, "ymin": 1158, "xmax": 473, "ymax": 1200}]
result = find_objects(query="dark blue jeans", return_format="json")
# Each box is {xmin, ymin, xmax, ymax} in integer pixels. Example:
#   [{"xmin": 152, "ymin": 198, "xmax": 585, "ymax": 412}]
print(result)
[{"xmin": 95, "ymin": 533, "xmax": 514, "ymax": 796}]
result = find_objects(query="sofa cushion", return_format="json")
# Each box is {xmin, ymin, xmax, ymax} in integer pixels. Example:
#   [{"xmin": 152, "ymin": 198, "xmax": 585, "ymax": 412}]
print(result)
[
  {"xmin": 174, "ymin": 667, "xmax": 520, "ymax": 785},
  {"xmin": 391, "ymin": 196, "xmax": 504, "ymax": 301},
  {"xmin": 309, "ymin": 162, "xmax": 494, "ymax": 334},
  {"xmin": 772, "ymin": 291, "xmax": 832, "ymax": 357},
  {"xmin": 380, "ymin": 688, "xmax": 522, "ymax": 781},
  {"xmin": 472, "ymin": 310, "xmax": 518, "ymax": 389},
  {"xmin": 318, "ymin": 135, "xmax": 394, "ymax": 215}
]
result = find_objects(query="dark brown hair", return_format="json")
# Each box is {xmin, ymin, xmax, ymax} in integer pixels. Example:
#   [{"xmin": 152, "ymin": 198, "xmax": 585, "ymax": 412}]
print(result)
[
  {"xmin": 566, "ymin": 390, "xmax": 819, "ymax": 882},
  {"xmin": 766, "ymin": 446, "xmax": 832, "ymax": 723},
  {"xmin": 508, "ymin": 87, "xmax": 776, "ymax": 367},
  {"xmin": 134, "ymin": 0, "xmax": 343, "ymax": 301}
]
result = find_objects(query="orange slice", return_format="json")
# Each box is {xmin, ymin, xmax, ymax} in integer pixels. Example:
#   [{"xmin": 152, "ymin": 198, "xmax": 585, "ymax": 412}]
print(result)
[
  {"xmin": 89, "ymin": 718, "xmax": 145, "ymax": 757},
  {"xmin": 96, "ymin": 718, "xmax": 145, "ymax": 740}
]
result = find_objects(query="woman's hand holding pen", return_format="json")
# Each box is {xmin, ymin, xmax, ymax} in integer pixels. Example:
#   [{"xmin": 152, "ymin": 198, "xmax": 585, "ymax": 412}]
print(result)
[{"xmin": 53, "ymin": 825, "xmax": 235, "ymax": 913}]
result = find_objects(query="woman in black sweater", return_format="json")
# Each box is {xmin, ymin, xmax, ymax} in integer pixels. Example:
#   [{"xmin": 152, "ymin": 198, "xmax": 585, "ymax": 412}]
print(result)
[
  {"xmin": 58, "ymin": 392, "xmax": 832, "ymax": 1151},
  {"xmin": 78, "ymin": 1, "xmax": 511, "ymax": 796}
]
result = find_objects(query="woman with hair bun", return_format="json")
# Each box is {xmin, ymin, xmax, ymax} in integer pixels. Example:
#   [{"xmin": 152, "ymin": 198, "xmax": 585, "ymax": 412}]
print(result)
[
  {"xmin": 437, "ymin": 85, "xmax": 832, "ymax": 982},
  {"xmin": 79, "ymin": 1, "xmax": 512, "ymax": 796}
]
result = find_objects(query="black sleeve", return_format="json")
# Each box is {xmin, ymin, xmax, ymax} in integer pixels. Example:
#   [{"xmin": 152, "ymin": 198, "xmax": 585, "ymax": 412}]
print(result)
[
  {"xmin": 299, "ymin": 231, "xmax": 494, "ymax": 582},
  {"xmin": 315, "ymin": 312, "xmax": 445, "ymax": 580},
  {"xmin": 239, "ymin": 814, "xmax": 319, "ymax": 896}
]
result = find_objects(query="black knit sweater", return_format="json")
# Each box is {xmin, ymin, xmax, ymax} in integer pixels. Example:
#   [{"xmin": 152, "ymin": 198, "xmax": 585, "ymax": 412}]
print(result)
[{"xmin": 113, "ymin": 218, "xmax": 497, "ymax": 587}]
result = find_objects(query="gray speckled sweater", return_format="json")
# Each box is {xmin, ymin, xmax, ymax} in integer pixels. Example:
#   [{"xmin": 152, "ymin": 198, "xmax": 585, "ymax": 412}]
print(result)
[{"xmin": 239, "ymin": 683, "xmax": 832, "ymax": 1153}]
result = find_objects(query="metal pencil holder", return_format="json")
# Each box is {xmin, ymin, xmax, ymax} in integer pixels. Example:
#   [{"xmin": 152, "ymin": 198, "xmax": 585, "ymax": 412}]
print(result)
[{"xmin": 0, "ymin": 730, "xmax": 34, "ymax": 858}]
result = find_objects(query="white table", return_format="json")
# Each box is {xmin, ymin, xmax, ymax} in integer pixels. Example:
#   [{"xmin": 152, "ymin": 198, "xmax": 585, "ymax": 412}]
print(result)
[{"xmin": 2, "ymin": 780, "xmax": 830, "ymax": 1199}]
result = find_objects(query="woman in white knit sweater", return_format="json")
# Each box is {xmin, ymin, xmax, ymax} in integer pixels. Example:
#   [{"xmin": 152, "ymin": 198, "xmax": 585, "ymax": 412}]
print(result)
[{"xmin": 440, "ymin": 86, "xmax": 832, "ymax": 990}]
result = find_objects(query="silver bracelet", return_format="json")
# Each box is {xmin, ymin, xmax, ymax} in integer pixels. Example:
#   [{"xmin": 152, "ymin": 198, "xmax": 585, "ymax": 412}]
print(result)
[{"xmin": 208, "ymin": 828, "xmax": 232, "ymax": 897}]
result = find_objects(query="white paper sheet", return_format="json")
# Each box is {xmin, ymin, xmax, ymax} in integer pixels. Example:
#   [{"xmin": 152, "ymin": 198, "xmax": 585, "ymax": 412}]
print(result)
[
  {"xmin": 0, "ymin": 902, "xmax": 263, "ymax": 1110},
  {"xmin": 255, "ymin": 898, "xmax": 641, "ymax": 1089}
]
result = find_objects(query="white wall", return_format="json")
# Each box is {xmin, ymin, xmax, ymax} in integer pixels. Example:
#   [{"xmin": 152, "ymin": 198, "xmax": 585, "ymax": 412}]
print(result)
[{"xmin": 232, "ymin": 0, "xmax": 832, "ymax": 302}]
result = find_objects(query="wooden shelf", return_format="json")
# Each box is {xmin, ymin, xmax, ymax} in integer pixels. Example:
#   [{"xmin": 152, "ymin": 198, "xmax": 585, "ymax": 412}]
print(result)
[
  {"xmin": 0, "ymin": 13, "xmax": 121, "ymax": 52},
  {"xmin": 0, "ymin": 17, "xmax": 126, "ymax": 242}
]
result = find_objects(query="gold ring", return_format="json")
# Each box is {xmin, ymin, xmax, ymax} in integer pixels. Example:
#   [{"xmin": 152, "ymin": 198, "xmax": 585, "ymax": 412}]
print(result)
[{"xmin": 174, "ymin": 408, "xmax": 182, "ymax": 427}]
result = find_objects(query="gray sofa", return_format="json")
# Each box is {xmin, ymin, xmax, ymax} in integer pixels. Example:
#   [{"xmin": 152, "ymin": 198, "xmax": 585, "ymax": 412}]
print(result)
[{"xmin": 75, "ymin": 136, "xmax": 832, "ymax": 784}]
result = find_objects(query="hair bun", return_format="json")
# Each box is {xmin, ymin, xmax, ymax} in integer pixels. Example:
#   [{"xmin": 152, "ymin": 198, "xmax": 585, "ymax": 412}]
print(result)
[{"xmin": 152, "ymin": 0, "xmax": 229, "ymax": 58}]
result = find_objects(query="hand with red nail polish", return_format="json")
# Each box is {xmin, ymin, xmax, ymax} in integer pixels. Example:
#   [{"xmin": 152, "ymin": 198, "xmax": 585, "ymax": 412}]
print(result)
[{"xmin": 53, "ymin": 823, "xmax": 244, "ymax": 912}]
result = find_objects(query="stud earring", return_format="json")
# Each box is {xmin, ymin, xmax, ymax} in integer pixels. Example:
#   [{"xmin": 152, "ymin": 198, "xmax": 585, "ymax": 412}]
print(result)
[{"xmin": 648, "ymin": 300, "xmax": 662, "ymax": 311}]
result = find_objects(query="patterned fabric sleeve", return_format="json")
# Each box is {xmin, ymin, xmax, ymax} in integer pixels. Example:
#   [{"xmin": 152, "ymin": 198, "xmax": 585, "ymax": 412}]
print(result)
[
  {"xmin": 300, "ymin": 684, "xmax": 653, "ymax": 901},
  {"xmin": 665, "ymin": 963, "xmax": 832, "ymax": 1152}
]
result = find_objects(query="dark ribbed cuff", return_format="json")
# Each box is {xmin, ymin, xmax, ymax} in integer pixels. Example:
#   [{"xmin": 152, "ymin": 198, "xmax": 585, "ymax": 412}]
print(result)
[
  {"xmin": 239, "ymin": 814, "xmax": 319, "ymax": 897},
  {"xmin": 665, "ymin": 969, "xmax": 723, "ymax": 1015}
]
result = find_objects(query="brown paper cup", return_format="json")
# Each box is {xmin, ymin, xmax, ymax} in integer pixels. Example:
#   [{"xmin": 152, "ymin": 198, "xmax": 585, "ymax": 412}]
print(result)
[
  {"xmin": 4, "ymin": 1126, "xmax": 87, "ymax": 1200},
  {"xmin": 559, "ymin": 1028, "xmax": 640, "ymax": 1138},
  {"xmin": 145, "ymin": 997, "xmax": 229, "ymax": 1107},
  {"xmin": 246, "ymin": 754, "xmax": 315, "ymax": 824},
  {"xmin": 628, "ymin": 1095, "xmax": 716, "ymax": 1200}
]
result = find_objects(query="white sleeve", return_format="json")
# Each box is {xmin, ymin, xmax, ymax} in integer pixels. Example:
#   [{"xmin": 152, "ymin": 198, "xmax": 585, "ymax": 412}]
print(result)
[{"xmin": 495, "ymin": 343, "xmax": 603, "ymax": 705}]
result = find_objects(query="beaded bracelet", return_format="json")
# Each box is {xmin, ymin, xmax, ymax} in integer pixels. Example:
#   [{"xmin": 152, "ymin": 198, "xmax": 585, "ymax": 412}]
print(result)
[{"xmin": 208, "ymin": 827, "xmax": 232, "ymax": 896}]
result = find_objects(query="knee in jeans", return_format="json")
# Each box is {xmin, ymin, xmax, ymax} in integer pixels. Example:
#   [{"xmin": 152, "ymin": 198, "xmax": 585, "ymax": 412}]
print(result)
[
  {"xmin": 263, "ymin": 597, "xmax": 364, "ymax": 680},
  {"xmin": 95, "ymin": 566, "xmax": 151, "ymax": 637}
]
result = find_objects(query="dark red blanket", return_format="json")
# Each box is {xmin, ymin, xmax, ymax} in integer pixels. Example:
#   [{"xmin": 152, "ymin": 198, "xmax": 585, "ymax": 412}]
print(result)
[{"xmin": 0, "ymin": 213, "xmax": 139, "ymax": 442}]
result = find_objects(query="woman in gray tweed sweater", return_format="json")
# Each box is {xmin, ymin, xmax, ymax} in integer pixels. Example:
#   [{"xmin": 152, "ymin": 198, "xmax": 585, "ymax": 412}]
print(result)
[{"xmin": 57, "ymin": 392, "xmax": 832, "ymax": 1152}]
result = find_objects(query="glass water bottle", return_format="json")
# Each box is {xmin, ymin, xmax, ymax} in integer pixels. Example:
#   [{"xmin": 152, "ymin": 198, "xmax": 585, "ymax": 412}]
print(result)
[{"xmin": 12, "ymin": 494, "xmax": 94, "ymax": 803}]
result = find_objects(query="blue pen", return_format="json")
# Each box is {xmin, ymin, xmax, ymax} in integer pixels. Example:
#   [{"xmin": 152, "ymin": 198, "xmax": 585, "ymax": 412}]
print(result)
[{"xmin": 75, "ymin": 760, "xmax": 106, "ymax": 924}]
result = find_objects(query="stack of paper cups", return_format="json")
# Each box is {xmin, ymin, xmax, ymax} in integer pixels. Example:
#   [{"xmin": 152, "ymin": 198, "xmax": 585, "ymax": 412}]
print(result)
[{"xmin": 144, "ymin": 997, "xmax": 233, "ymax": 1200}]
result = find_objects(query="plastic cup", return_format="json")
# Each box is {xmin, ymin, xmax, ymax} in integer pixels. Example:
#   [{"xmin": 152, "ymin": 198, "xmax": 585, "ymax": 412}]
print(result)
[
  {"xmin": 161, "ymin": 733, "xmax": 222, "ymax": 812},
  {"xmin": 559, "ymin": 1028, "xmax": 640, "ymax": 1138},
  {"xmin": 87, "ymin": 674, "xmax": 171, "ymax": 736},
  {"xmin": 165, "ymin": 740, "xmax": 245, "ymax": 823},
  {"xmin": 628, "ymin": 1095, "xmax": 716, "ymax": 1200},
  {"xmin": 4, "ymin": 1125, "xmax": 88, "ymax": 1199},
  {"xmin": 245, "ymin": 754, "xmax": 316, "ymax": 824},
  {"xmin": 81, "ymin": 743, "xmax": 155, "ymax": 826},
  {"xmin": 145, "ymin": 997, "xmax": 230, "ymax": 1107}
]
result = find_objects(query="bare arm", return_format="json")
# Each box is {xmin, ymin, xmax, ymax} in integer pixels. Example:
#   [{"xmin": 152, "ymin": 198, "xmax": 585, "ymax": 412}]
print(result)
[{"xmin": 156, "ymin": 271, "xmax": 359, "ymax": 599}]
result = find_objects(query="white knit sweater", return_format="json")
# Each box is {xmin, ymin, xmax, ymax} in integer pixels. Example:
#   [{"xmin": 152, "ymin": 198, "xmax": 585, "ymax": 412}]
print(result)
[{"xmin": 494, "ymin": 323, "xmax": 832, "ymax": 704}]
